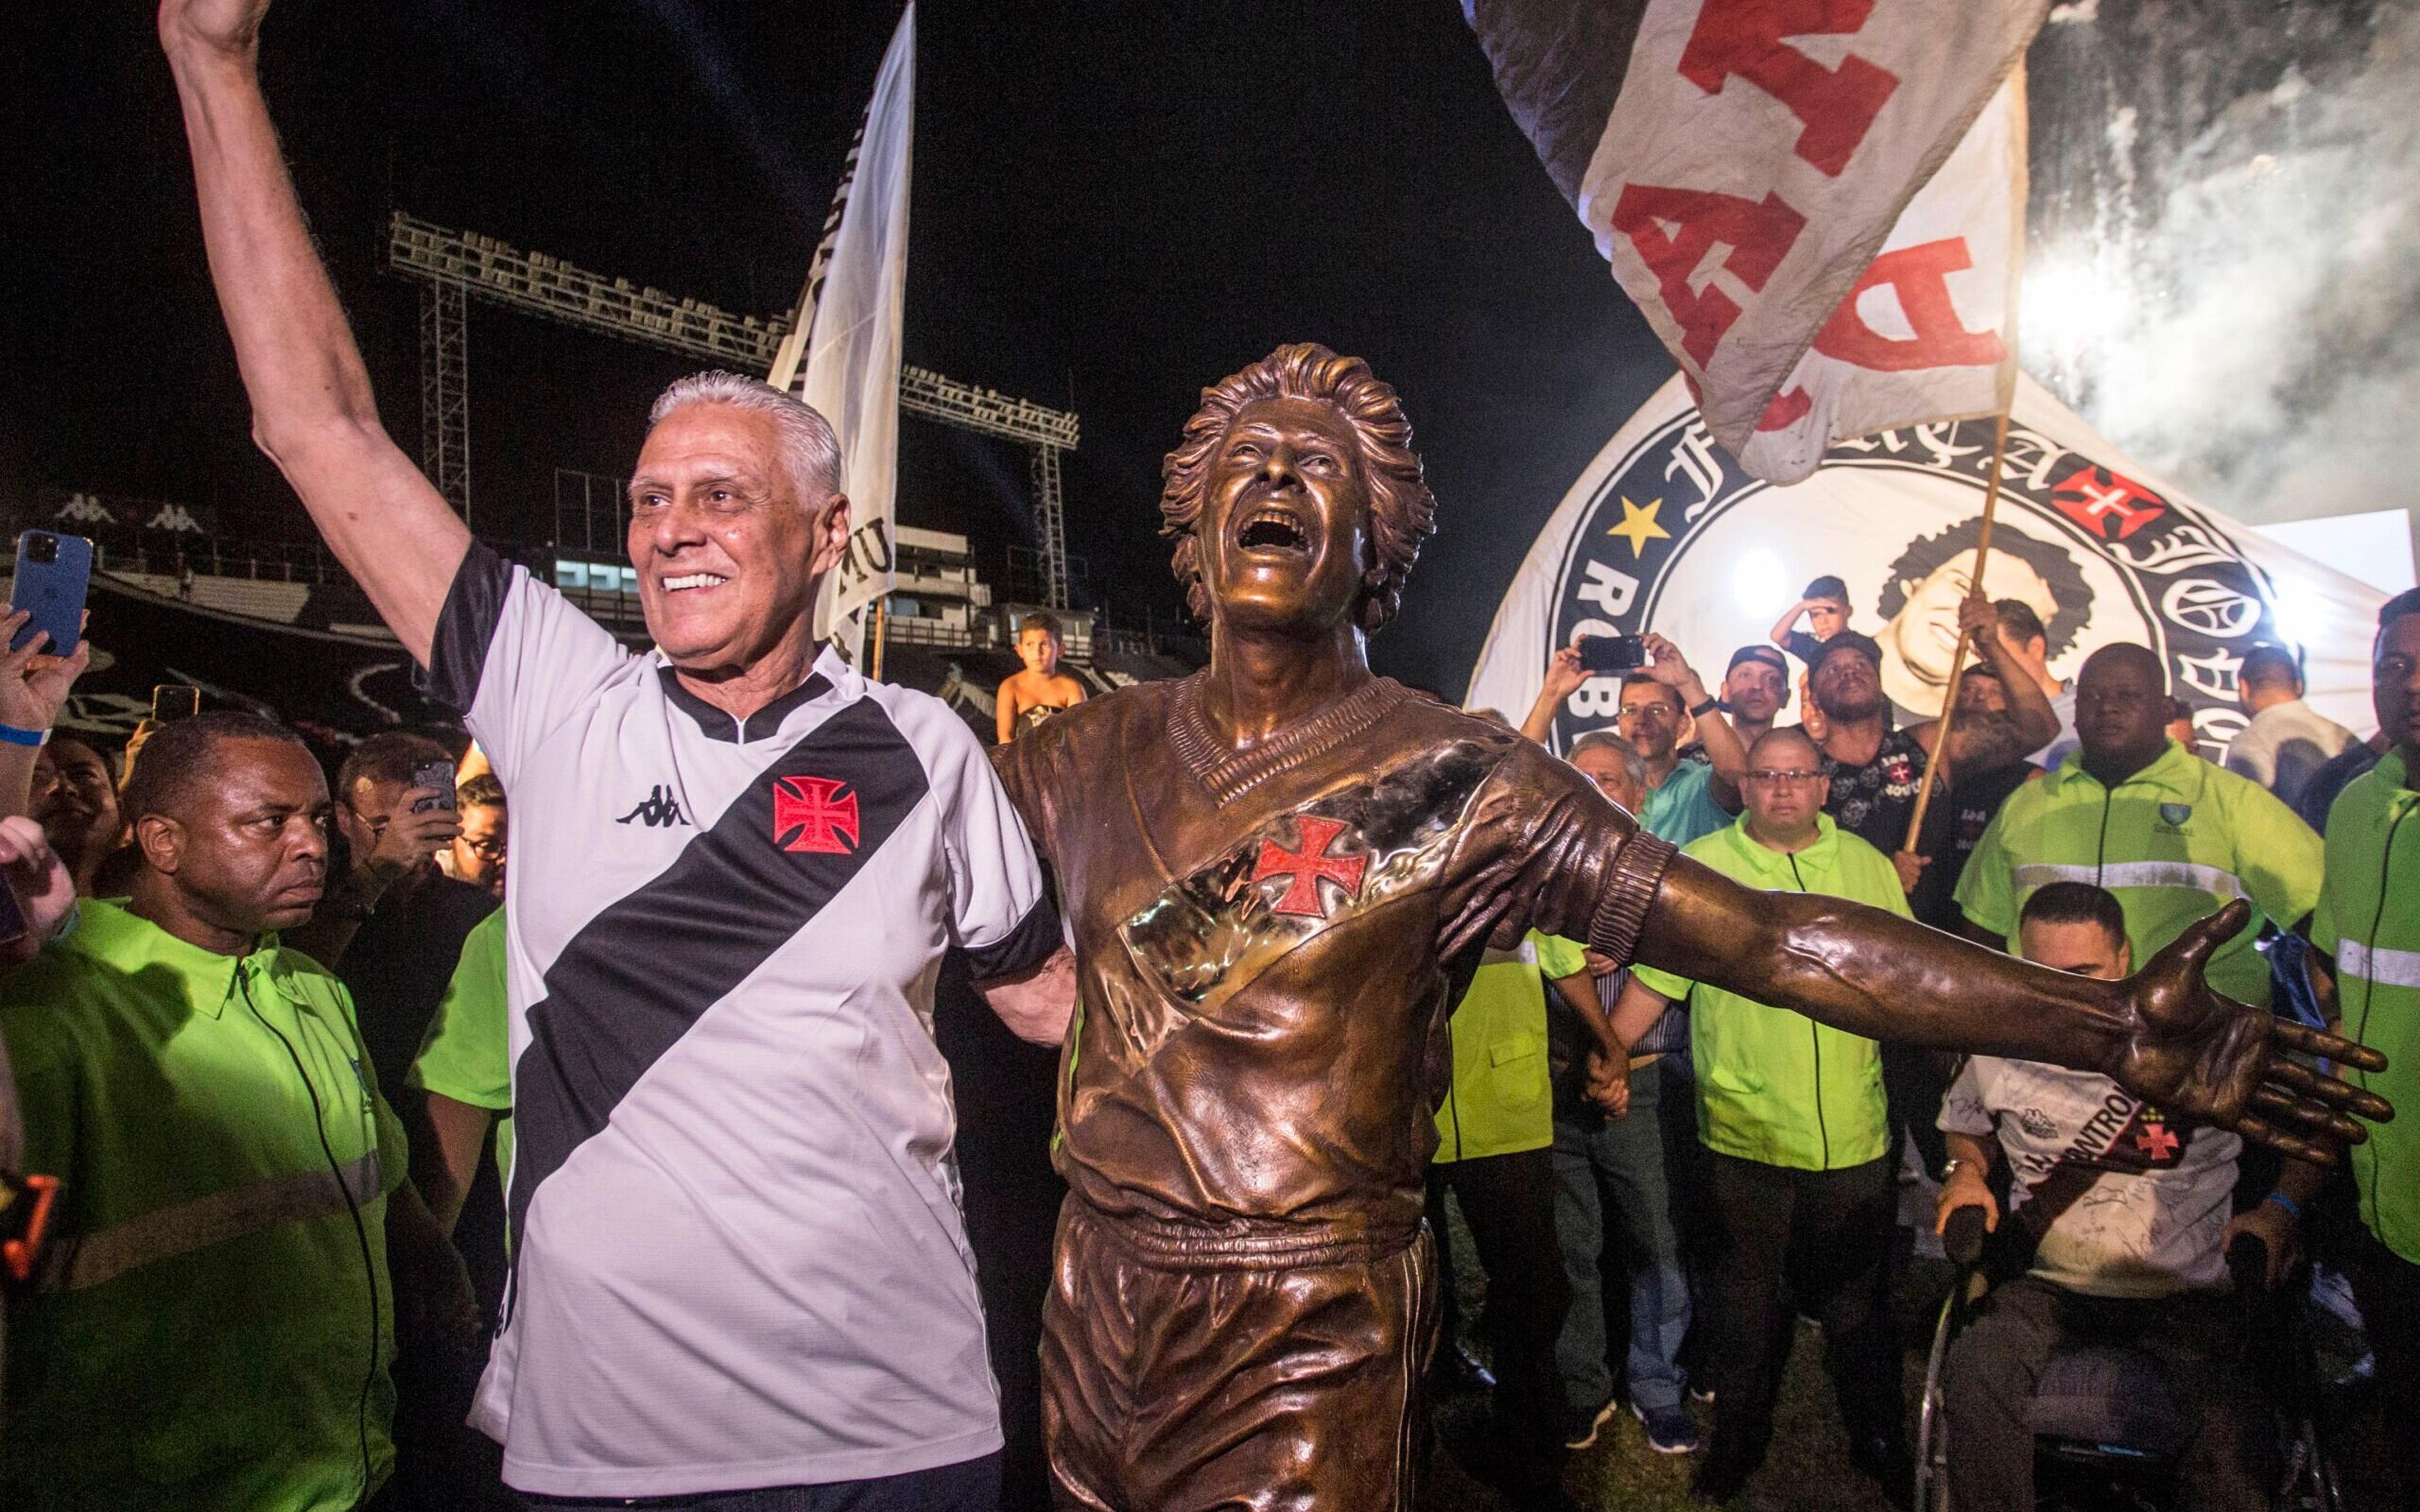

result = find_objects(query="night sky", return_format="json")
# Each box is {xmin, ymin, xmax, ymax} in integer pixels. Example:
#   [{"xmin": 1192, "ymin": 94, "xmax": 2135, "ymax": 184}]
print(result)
[{"xmin": 3, "ymin": 1, "xmax": 1675, "ymax": 698}]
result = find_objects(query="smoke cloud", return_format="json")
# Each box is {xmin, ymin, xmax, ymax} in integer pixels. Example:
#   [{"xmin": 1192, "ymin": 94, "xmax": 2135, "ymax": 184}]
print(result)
[{"xmin": 2023, "ymin": 1, "xmax": 2419, "ymax": 534}]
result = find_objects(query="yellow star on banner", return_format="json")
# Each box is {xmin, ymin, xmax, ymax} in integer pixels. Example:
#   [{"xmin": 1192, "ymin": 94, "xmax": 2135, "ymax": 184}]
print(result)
[{"xmin": 1604, "ymin": 496, "xmax": 1670, "ymax": 559}]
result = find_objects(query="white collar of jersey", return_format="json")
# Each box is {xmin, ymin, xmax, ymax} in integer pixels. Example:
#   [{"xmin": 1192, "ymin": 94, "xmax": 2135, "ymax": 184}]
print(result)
[{"xmin": 651, "ymin": 646, "xmax": 853, "ymax": 743}]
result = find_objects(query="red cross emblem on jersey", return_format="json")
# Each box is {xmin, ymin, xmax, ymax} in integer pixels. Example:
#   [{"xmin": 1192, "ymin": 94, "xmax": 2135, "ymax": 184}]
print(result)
[
  {"xmin": 773, "ymin": 775, "xmax": 860, "ymax": 855},
  {"xmin": 2135, "ymin": 1123, "xmax": 2180, "ymax": 1161},
  {"xmin": 1251, "ymin": 815, "xmax": 1369, "ymax": 920}
]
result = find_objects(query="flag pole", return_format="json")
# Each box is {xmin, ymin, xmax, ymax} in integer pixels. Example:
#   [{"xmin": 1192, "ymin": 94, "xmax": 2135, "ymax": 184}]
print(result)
[{"xmin": 1901, "ymin": 408, "xmax": 2011, "ymax": 854}]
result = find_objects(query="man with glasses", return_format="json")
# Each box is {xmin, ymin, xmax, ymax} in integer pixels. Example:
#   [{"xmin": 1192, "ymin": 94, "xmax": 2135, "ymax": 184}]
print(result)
[
  {"xmin": 1523, "ymin": 635, "xmax": 1749, "ymax": 847},
  {"xmin": 1606, "ymin": 727, "xmax": 1915, "ymax": 1503},
  {"xmin": 446, "ymin": 774, "xmax": 508, "ymax": 898}
]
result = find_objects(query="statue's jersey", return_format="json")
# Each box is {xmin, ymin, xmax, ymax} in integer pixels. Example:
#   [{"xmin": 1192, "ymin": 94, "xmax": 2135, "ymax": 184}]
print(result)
[{"xmin": 995, "ymin": 672, "xmax": 1668, "ymax": 1245}]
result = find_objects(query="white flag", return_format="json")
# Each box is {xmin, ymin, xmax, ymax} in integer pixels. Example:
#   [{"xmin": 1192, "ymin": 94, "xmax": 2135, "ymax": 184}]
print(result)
[
  {"xmin": 796, "ymin": 3, "xmax": 914, "ymax": 653},
  {"xmin": 1736, "ymin": 72, "xmax": 2024, "ymax": 483},
  {"xmin": 1536, "ymin": 0, "xmax": 2046, "ymax": 474}
]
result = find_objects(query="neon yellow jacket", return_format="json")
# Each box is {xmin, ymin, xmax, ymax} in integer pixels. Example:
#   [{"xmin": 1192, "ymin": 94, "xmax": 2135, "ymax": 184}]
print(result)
[
  {"xmin": 2314, "ymin": 750, "xmax": 2420, "ymax": 1263},
  {"xmin": 0, "ymin": 900, "xmax": 405, "ymax": 1511},
  {"xmin": 1434, "ymin": 931, "xmax": 1586, "ymax": 1161},
  {"xmin": 1635, "ymin": 814, "xmax": 1900, "ymax": 1172},
  {"xmin": 1957, "ymin": 740, "xmax": 2321, "ymax": 1008}
]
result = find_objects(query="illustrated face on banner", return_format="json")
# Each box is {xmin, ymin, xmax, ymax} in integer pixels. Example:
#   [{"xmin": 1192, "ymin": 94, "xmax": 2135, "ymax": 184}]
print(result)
[
  {"xmin": 1873, "ymin": 517, "xmax": 2095, "ymax": 719},
  {"xmin": 1520, "ymin": 406, "xmax": 2313, "ymax": 757}
]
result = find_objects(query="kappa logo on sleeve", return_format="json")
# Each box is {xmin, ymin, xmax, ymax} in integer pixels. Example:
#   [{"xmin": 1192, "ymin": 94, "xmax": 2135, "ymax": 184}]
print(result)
[{"xmin": 773, "ymin": 775, "xmax": 861, "ymax": 855}]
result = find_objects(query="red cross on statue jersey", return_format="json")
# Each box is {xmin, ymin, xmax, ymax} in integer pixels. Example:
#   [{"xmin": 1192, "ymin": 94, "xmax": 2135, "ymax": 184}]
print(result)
[
  {"xmin": 1251, "ymin": 815, "xmax": 1369, "ymax": 920},
  {"xmin": 773, "ymin": 775, "xmax": 861, "ymax": 855},
  {"xmin": 2135, "ymin": 1123, "xmax": 2180, "ymax": 1161}
]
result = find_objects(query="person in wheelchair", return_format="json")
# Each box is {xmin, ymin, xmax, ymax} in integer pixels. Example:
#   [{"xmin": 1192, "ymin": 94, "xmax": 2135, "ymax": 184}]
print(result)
[{"xmin": 1932, "ymin": 882, "xmax": 2313, "ymax": 1512}]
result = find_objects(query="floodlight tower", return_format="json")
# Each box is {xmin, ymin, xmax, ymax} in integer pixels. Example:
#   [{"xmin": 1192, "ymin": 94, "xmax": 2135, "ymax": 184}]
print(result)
[{"xmin": 386, "ymin": 212, "xmax": 1081, "ymax": 607}]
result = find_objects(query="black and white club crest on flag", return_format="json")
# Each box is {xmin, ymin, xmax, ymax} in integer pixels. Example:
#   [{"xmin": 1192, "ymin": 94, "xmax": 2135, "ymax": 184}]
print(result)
[{"xmin": 1465, "ymin": 375, "xmax": 2386, "ymax": 767}]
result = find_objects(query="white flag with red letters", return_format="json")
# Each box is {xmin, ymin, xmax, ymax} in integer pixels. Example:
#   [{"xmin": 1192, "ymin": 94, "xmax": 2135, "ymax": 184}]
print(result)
[
  {"xmin": 1736, "ymin": 71, "xmax": 2024, "ymax": 482},
  {"xmin": 1468, "ymin": 0, "xmax": 2046, "ymax": 482}
]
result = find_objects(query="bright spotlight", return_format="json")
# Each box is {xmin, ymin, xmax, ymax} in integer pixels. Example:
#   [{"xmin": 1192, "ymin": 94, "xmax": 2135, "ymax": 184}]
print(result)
[
  {"xmin": 2023, "ymin": 255, "xmax": 2129, "ymax": 360},
  {"xmin": 2265, "ymin": 582, "xmax": 2322, "ymax": 651},
  {"xmin": 1734, "ymin": 549, "xmax": 1790, "ymax": 617}
]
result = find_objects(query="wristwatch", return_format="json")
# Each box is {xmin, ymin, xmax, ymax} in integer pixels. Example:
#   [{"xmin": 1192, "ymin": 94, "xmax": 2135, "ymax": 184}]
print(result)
[{"xmin": 1688, "ymin": 695, "xmax": 1719, "ymax": 718}]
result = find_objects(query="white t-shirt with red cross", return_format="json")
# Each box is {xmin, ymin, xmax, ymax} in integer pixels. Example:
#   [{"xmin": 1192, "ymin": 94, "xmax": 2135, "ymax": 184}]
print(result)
[{"xmin": 1940, "ymin": 1056, "xmax": 2242, "ymax": 1298}]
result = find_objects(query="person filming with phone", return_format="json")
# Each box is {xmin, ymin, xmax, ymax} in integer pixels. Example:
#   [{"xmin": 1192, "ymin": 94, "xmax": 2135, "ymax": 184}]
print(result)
[{"xmin": 1522, "ymin": 632, "xmax": 1749, "ymax": 847}]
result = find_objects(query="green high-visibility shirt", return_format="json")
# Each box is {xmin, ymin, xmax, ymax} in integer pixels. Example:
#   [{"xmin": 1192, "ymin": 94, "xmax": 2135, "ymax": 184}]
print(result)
[
  {"xmin": 0, "ymin": 900, "xmax": 406, "ymax": 1512},
  {"xmin": 1956, "ymin": 740, "xmax": 2322, "ymax": 1009},
  {"xmin": 1634, "ymin": 814, "xmax": 1899, "ymax": 1172},
  {"xmin": 408, "ymin": 907, "xmax": 513, "ymax": 1203},
  {"xmin": 1433, "ymin": 931, "xmax": 1587, "ymax": 1162},
  {"xmin": 2313, "ymin": 749, "xmax": 2420, "ymax": 1264}
]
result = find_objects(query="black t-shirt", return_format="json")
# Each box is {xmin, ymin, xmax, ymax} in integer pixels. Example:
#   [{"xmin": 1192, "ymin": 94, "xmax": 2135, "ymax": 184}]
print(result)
[
  {"xmin": 1911, "ymin": 760, "xmax": 2039, "ymax": 932},
  {"xmin": 1823, "ymin": 725, "xmax": 1933, "ymax": 857},
  {"xmin": 340, "ymin": 870, "xmax": 500, "ymax": 1098}
]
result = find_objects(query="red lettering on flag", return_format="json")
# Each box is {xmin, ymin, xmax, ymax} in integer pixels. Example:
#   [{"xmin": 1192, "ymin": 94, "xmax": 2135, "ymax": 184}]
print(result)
[
  {"xmin": 2050, "ymin": 463, "xmax": 2168, "ymax": 541},
  {"xmin": 1251, "ymin": 815, "xmax": 1369, "ymax": 920},
  {"xmin": 1811, "ymin": 239, "xmax": 2005, "ymax": 371},
  {"xmin": 1676, "ymin": 0, "xmax": 1901, "ymax": 176},
  {"xmin": 1757, "ymin": 386, "xmax": 1814, "ymax": 431},
  {"xmin": 1611, "ymin": 186, "xmax": 1807, "ymax": 367},
  {"xmin": 773, "ymin": 775, "xmax": 861, "ymax": 855}
]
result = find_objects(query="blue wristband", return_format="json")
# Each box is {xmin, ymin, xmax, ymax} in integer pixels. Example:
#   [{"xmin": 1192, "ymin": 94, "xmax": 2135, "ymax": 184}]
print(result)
[
  {"xmin": 2264, "ymin": 1191, "xmax": 2302, "ymax": 1221},
  {"xmin": 0, "ymin": 724, "xmax": 46, "ymax": 747}
]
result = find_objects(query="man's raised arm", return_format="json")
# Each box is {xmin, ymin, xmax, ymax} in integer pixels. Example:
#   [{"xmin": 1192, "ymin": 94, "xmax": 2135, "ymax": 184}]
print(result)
[{"xmin": 161, "ymin": 0, "xmax": 470, "ymax": 665}]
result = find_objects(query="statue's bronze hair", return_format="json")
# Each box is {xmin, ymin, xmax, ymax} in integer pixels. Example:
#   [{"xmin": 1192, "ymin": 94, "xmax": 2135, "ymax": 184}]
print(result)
[{"xmin": 1159, "ymin": 343, "xmax": 1437, "ymax": 633}]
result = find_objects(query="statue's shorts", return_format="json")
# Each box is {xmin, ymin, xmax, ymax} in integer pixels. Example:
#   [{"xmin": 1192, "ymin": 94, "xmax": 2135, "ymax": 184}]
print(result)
[{"xmin": 1041, "ymin": 1196, "xmax": 1441, "ymax": 1512}]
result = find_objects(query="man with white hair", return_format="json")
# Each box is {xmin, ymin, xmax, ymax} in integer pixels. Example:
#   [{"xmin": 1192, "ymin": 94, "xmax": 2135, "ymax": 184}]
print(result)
[{"xmin": 163, "ymin": 3, "xmax": 1068, "ymax": 1504}]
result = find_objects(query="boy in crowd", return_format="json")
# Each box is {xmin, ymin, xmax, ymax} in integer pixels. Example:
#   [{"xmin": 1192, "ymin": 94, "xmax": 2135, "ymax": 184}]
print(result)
[
  {"xmin": 995, "ymin": 612, "xmax": 1087, "ymax": 744},
  {"xmin": 1771, "ymin": 575, "xmax": 1852, "ymax": 667}
]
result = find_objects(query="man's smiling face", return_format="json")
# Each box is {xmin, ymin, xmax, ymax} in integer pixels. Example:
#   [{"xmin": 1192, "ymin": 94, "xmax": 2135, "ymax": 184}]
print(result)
[
  {"xmin": 626, "ymin": 403, "xmax": 847, "ymax": 670},
  {"xmin": 1195, "ymin": 397, "xmax": 1371, "ymax": 636}
]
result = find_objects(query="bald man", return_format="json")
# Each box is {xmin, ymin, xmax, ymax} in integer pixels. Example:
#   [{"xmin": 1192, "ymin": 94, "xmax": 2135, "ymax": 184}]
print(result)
[{"xmin": 1959, "ymin": 644, "xmax": 2325, "ymax": 1014}]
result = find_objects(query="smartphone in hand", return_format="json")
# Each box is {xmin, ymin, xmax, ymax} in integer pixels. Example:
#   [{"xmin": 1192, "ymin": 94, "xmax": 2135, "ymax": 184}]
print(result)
[
  {"xmin": 1576, "ymin": 634, "xmax": 1649, "ymax": 675},
  {"xmin": 152, "ymin": 684, "xmax": 200, "ymax": 723},
  {"xmin": 410, "ymin": 760, "xmax": 459, "ymax": 815},
  {"xmin": 10, "ymin": 531, "xmax": 93, "ymax": 656}
]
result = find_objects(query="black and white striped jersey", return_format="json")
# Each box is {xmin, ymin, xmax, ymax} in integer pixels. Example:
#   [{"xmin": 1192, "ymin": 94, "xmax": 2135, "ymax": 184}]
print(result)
[{"xmin": 424, "ymin": 545, "xmax": 1056, "ymax": 1498}]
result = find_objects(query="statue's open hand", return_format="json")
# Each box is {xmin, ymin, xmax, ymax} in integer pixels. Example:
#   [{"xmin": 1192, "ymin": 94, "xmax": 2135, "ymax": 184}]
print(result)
[{"xmin": 2111, "ymin": 900, "xmax": 2390, "ymax": 1163}]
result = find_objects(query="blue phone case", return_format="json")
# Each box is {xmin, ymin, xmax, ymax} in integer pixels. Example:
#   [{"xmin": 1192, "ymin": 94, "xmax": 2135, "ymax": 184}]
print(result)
[{"xmin": 10, "ymin": 532, "xmax": 93, "ymax": 656}]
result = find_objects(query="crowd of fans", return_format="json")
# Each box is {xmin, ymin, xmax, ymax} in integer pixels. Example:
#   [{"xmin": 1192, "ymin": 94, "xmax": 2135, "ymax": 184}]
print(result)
[
  {"xmin": 0, "ymin": 568, "xmax": 2407, "ymax": 1511},
  {"xmin": 1458, "ymin": 576, "xmax": 2418, "ymax": 1508}
]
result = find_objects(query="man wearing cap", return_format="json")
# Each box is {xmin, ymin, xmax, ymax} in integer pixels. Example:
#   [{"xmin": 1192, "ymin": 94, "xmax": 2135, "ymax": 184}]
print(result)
[
  {"xmin": 1814, "ymin": 600, "xmax": 2056, "ymax": 1180},
  {"xmin": 1721, "ymin": 646, "xmax": 1791, "ymax": 749},
  {"xmin": 1811, "ymin": 600, "xmax": 2058, "ymax": 887},
  {"xmin": 2310, "ymin": 588, "xmax": 2420, "ymax": 1501}
]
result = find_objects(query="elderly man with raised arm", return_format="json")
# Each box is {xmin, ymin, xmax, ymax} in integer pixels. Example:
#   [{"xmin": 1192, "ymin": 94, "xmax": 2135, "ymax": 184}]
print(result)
[{"xmin": 163, "ymin": 3, "xmax": 1068, "ymax": 1504}]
